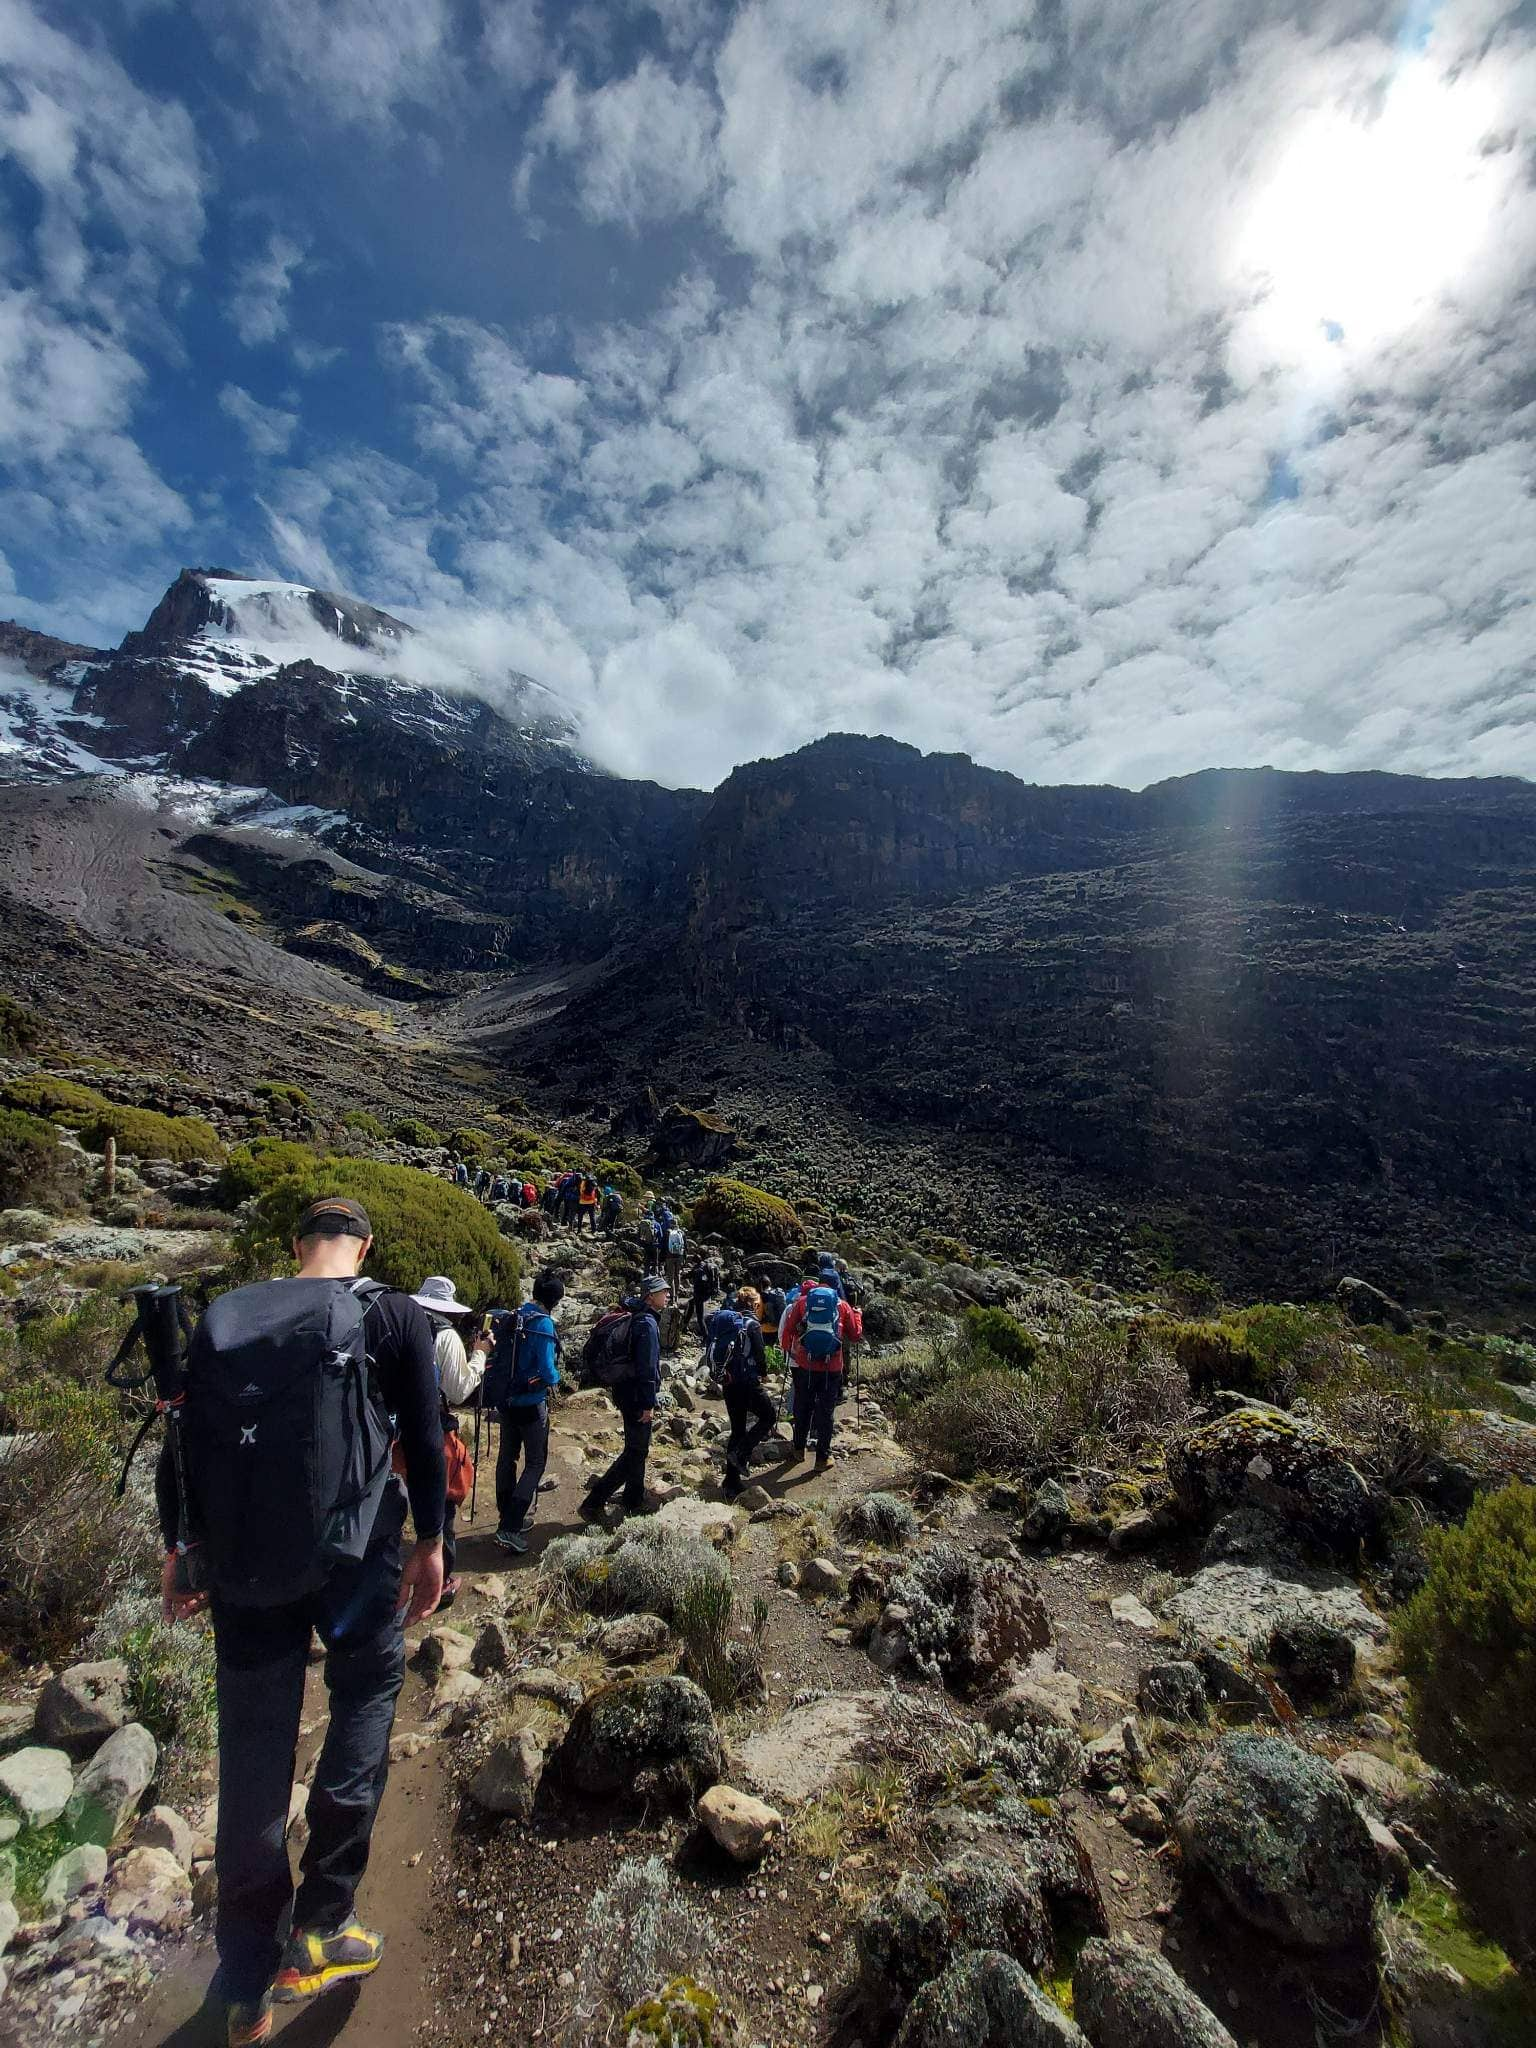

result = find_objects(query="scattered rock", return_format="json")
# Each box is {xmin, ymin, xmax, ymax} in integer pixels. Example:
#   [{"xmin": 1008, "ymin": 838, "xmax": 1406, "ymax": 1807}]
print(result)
[
  {"xmin": 512, "ymin": 1669, "xmax": 586, "ymax": 1715},
  {"xmin": 1263, "ymin": 1614, "xmax": 1357, "ymax": 1709},
  {"xmin": 1363, "ymin": 1814, "xmax": 1412, "ymax": 1900},
  {"xmin": 470, "ymin": 1619, "xmax": 517, "ymax": 1677},
  {"xmin": 1108, "ymin": 1513, "xmax": 1161, "ymax": 1555},
  {"xmin": 985, "ymin": 1670, "xmax": 1082, "ymax": 1736},
  {"xmin": 1137, "ymin": 1662, "xmax": 1208, "ymax": 1722},
  {"xmin": 740, "ymin": 1692, "xmax": 884, "ymax": 1805},
  {"xmin": 0, "ymin": 1702, "xmax": 34, "ymax": 1753},
  {"xmin": 1119, "ymin": 1796, "xmax": 1166, "ymax": 1844},
  {"xmin": 1338, "ymin": 1750, "xmax": 1411, "ymax": 1811},
  {"xmin": 599, "ymin": 1613, "xmax": 672, "ymax": 1663},
  {"xmin": 103, "ymin": 1845, "xmax": 191, "ymax": 1932},
  {"xmin": 1084, "ymin": 1720, "xmax": 1143, "ymax": 1790},
  {"xmin": 859, "ymin": 1849, "xmax": 1054, "ymax": 2010},
  {"xmin": 737, "ymin": 1484, "xmax": 772, "ymax": 1511},
  {"xmin": 1022, "ymin": 1481, "xmax": 1073, "ymax": 1546},
  {"xmin": 40, "ymin": 1844, "xmax": 108, "ymax": 1913},
  {"xmin": 1162, "ymin": 1563, "xmax": 1388, "ymax": 1658},
  {"xmin": 893, "ymin": 1949, "xmax": 1088, "ymax": 2048},
  {"xmin": 800, "ymin": 1557, "xmax": 846, "ymax": 1598},
  {"xmin": 468, "ymin": 1722, "xmax": 559, "ymax": 1821},
  {"xmin": 654, "ymin": 1496, "xmax": 742, "ymax": 1546},
  {"xmin": 1073, "ymin": 1934, "xmax": 1238, "ymax": 2048},
  {"xmin": 1109, "ymin": 1594, "xmax": 1160, "ymax": 1634},
  {"xmin": 1175, "ymin": 1733, "xmax": 1382, "ymax": 1950},
  {"xmin": 776, "ymin": 1560, "xmax": 801, "ymax": 1590},
  {"xmin": 389, "ymin": 1732, "xmax": 434, "ymax": 1762},
  {"xmin": 1336, "ymin": 1277, "xmax": 1414, "ymax": 1335},
  {"xmin": 698, "ymin": 1785, "xmax": 784, "ymax": 1863},
  {"xmin": 132, "ymin": 1806, "xmax": 194, "ymax": 1870},
  {"xmin": 35, "ymin": 1663, "xmax": 130, "ymax": 1753},
  {"xmin": 415, "ymin": 1627, "xmax": 473, "ymax": 1676},
  {"xmin": 429, "ymin": 1671, "xmax": 483, "ymax": 1717},
  {"xmin": 883, "ymin": 1545, "xmax": 1051, "ymax": 1694},
  {"xmin": 0, "ymin": 1746, "xmax": 74, "ymax": 1832},
  {"xmin": 558, "ymin": 1677, "xmax": 722, "ymax": 1803}
]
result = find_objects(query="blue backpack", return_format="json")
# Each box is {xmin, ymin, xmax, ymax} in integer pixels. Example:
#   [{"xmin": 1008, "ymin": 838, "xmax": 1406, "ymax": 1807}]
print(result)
[
  {"xmin": 800, "ymin": 1285, "xmax": 843, "ymax": 1361},
  {"xmin": 705, "ymin": 1308, "xmax": 751, "ymax": 1385},
  {"xmin": 482, "ymin": 1304, "xmax": 544, "ymax": 1409}
]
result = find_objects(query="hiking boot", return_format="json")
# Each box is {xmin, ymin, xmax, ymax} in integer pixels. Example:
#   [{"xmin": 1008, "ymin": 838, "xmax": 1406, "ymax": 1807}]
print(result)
[
  {"xmin": 577, "ymin": 1495, "xmax": 606, "ymax": 1524},
  {"xmin": 814, "ymin": 1455, "xmax": 831, "ymax": 1474},
  {"xmin": 224, "ymin": 1992, "xmax": 274, "ymax": 2046},
  {"xmin": 721, "ymin": 1469, "xmax": 744, "ymax": 1499},
  {"xmin": 495, "ymin": 1528, "xmax": 529, "ymax": 1554},
  {"xmin": 272, "ymin": 1922, "xmax": 385, "ymax": 2002}
]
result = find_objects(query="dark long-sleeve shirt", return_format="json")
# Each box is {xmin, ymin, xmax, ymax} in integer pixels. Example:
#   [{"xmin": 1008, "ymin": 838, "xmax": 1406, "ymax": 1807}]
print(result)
[
  {"xmin": 156, "ymin": 1282, "xmax": 447, "ymax": 1549},
  {"xmin": 618, "ymin": 1299, "xmax": 662, "ymax": 1414}
]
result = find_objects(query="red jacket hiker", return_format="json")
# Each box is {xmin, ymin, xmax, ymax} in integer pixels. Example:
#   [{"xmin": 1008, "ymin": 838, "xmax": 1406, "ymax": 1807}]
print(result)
[{"xmin": 781, "ymin": 1289, "xmax": 863, "ymax": 1374}]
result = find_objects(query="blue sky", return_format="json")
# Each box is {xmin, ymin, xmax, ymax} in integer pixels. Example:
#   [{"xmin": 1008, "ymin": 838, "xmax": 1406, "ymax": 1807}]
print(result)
[{"xmin": 2, "ymin": 0, "xmax": 1534, "ymax": 788}]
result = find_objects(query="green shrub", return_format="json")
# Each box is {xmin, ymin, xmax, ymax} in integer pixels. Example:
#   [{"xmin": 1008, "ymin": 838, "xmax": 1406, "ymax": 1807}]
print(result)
[
  {"xmin": 79, "ymin": 1102, "xmax": 224, "ymax": 1163},
  {"xmin": 597, "ymin": 1159, "xmax": 643, "ymax": 1198},
  {"xmin": 687, "ymin": 1176, "xmax": 800, "ymax": 1252},
  {"xmin": 0, "ymin": 1073, "xmax": 106, "ymax": 1120},
  {"xmin": 341, "ymin": 1108, "xmax": 387, "ymax": 1140},
  {"xmin": 0, "ymin": 1107, "xmax": 79, "ymax": 1211},
  {"xmin": 0, "ymin": 995, "xmax": 42, "ymax": 1056},
  {"xmin": 242, "ymin": 1155, "xmax": 520, "ymax": 1303},
  {"xmin": 16, "ymin": 1287, "xmax": 136, "ymax": 1388},
  {"xmin": 218, "ymin": 1139, "xmax": 318, "ymax": 1205},
  {"xmin": 390, "ymin": 1116, "xmax": 441, "ymax": 1149},
  {"xmin": 254, "ymin": 1081, "xmax": 313, "ymax": 1113},
  {"xmin": 1397, "ymin": 1483, "xmax": 1536, "ymax": 1799},
  {"xmin": 963, "ymin": 1306, "xmax": 1037, "ymax": 1373},
  {"xmin": 447, "ymin": 1126, "xmax": 493, "ymax": 1160},
  {"xmin": 88, "ymin": 1590, "xmax": 217, "ymax": 1797},
  {"xmin": 676, "ymin": 1575, "xmax": 768, "ymax": 1710},
  {"xmin": 911, "ymin": 1321, "xmax": 1188, "ymax": 1483},
  {"xmin": 0, "ymin": 1376, "xmax": 149, "ymax": 1666}
]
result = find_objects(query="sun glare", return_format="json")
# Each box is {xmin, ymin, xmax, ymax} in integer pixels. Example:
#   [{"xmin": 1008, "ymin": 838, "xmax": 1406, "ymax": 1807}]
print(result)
[{"xmin": 1238, "ymin": 62, "xmax": 1501, "ymax": 362}]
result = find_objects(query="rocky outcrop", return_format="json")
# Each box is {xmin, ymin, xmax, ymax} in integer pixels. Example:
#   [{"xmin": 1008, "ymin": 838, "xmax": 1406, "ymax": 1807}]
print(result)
[
  {"xmin": 857, "ymin": 1850, "xmax": 1054, "ymax": 2014},
  {"xmin": 893, "ymin": 1950, "xmax": 1088, "ymax": 2048},
  {"xmin": 1167, "ymin": 1410, "xmax": 1377, "ymax": 1561},
  {"xmin": 1073, "ymin": 1937, "xmax": 1237, "ymax": 2048},
  {"xmin": 1174, "ymin": 1733, "xmax": 1382, "ymax": 1950},
  {"xmin": 557, "ymin": 1677, "xmax": 722, "ymax": 1804}
]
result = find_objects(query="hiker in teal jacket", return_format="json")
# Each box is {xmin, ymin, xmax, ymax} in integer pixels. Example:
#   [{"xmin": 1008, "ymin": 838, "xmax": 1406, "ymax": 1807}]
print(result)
[{"xmin": 493, "ymin": 1273, "xmax": 565, "ymax": 1554}]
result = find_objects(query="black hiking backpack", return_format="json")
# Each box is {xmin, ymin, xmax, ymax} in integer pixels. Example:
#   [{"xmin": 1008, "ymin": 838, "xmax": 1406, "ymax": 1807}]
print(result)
[
  {"xmin": 579, "ymin": 1308, "xmax": 636, "ymax": 1390},
  {"xmin": 182, "ymin": 1277, "xmax": 394, "ymax": 1607}
]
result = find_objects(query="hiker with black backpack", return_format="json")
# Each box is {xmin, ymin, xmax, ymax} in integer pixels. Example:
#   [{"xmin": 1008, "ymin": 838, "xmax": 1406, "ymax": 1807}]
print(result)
[
  {"xmin": 780, "ymin": 1270, "xmax": 864, "ymax": 1473},
  {"xmin": 578, "ymin": 1275, "xmax": 667, "ymax": 1521},
  {"xmin": 600, "ymin": 1183, "xmax": 624, "ymax": 1235},
  {"xmin": 688, "ymin": 1250, "xmax": 721, "ymax": 1336},
  {"xmin": 707, "ymin": 1286, "xmax": 776, "ymax": 1497},
  {"xmin": 482, "ymin": 1270, "xmax": 565, "ymax": 1555},
  {"xmin": 158, "ymin": 1195, "xmax": 445, "ymax": 2048}
]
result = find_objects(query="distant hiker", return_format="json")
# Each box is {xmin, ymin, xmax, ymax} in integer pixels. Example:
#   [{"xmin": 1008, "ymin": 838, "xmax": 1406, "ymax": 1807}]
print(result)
[
  {"xmin": 521, "ymin": 1179, "xmax": 538, "ymax": 1210},
  {"xmin": 577, "ymin": 1175, "xmax": 601, "ymax": 1233},
  {"xmin": 760, "ymin": 1285, "xmax": 786, "ymax": 1347},
  {"xmin": 483, "ymin": 1272, "xmax": 565, "ymax": 1555},
  {"xmin": 709, "ymin": 1287, "xmax": 776, "ymax": 1497},
  {"xmin": 540, "ymin": 1179, "xmax": 559, "ymax": 1219},
  {"xmin": 815, "ymin": 1251, "xmax": 847, "ymax": 1301},
  {"xmin": 474, "ymin": 1166, "xmax": 491, "ymax": 1202},
  {"xmin": 579, "ymin": 1275, "xmax": 666, "ymax": 1521},
  {"xmin": 664, "ymin": 1219, "xmax": 686, "ymax": 1293},
  {"xmin": 453, "ymin": 1159, "xmax": 471, "ymax": 1189},
  {"xmin": 161, "ymin": 1195, "xmax": 444, "ymax": 2048},
  {"xmin": 410, "ymin": 1275, "xmax": 487, "ymax": 1606},
  {"xmin": 688, "ymin": 1251, "xmax": 722, "ymax": 1335},
  {"xmin": 600, "ymin": 1184, "xmax": 624, "ymax": 1235},
  {"xmin": 558, "ymin": 1170, "xmax": 581, "ymax": 1229},
  {"xmin": 780, "ymin": 1273, "xmax": 863, "ymax": 1472}
]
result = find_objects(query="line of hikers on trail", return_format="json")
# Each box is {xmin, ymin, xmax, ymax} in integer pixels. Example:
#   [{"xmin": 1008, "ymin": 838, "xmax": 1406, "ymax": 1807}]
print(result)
[
  {"xmin": 152, "ymin": 1185, "xmax": 863, "ymax": 2046},
  {"xmin": 446, "ymin": 1156, "xmax": 626, "ymax": 1235}
]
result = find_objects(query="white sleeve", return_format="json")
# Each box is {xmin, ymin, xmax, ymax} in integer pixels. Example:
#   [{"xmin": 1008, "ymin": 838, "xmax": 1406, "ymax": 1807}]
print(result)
[{"xmin": 436, "ymin": 1327, "xmax": 483, "ymax": 1404}]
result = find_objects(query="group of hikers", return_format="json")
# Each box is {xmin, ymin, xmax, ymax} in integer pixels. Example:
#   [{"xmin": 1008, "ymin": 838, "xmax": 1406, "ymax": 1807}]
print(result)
[
  {"xmin": 446, "ymin": 1155, "xmax": 626, "ymax": 1235},
  {"xmin": 154, "ymin": 1184, "xmax": 864, "ymax": 2046}
]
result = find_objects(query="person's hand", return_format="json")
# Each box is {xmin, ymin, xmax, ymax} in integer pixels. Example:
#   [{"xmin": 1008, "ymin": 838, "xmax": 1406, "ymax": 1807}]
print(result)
[
  {"xmin": 637, "ymin": 1408, "xmax": 655, "ymax": 1424},
  {"xmin": 397, "ymin": 1537, "xmax": 444, "ymax": 1624},
  {"xmin": 161, "ymin": 1552, "xmax": 208, "ymax": 1624}
]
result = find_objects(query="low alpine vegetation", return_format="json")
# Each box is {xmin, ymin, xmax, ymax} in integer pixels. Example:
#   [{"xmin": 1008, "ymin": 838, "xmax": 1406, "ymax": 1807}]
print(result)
[{"xmin": 687, "ymin": 1176, "xmax": 801, "ymax": 1252}]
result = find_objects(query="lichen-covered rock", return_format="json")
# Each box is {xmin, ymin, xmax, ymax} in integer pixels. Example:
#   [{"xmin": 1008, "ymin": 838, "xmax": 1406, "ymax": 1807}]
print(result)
[
  {"xmin": 857, "ymin": 1848, "xmax": 1053, "ymax": 2012},
  {"xmin": 1263, "ymin": 1615, "xmax": 1356, "ymax": 1709},
  {"xmin": 64, "ymin": 1722, "xmax": 156, "ymax": 1845},
  {"xmin": 36, "ymin": 1661, "xmax": 130, "ymax": 1753},
  {"xmin": 1167, "ymin": 1410, "xmax": 1376, "ymax": 1561},
  {"xmin": 623, "ymin": 1974, "xmax": 743, "ymax": 2046},
  {"xmin": 1073, "ymin": 1935, "xmax": 1237, "ymax": 2048},
  {"xmin": 1137, "ymin": 1662, "xmax": 1208, "ymax": 1722},
  {"xmin": 600, "ymin": 1612, "xmax": 672, "ymax": 1663},
  {"xmin": 1022, "ymin": 1481, "xmax": 1073, "ymax": 1545},
  {"xmin": 985, "ymin": 1669, "xmax": 1082, "ymax": 1735},
  {"xmin": 558, "ymin": 1677, "xmax": 722, "ymax": 1804},
  {"xmin": 0, "ymin": 1745, "xmax": 73, "ymax": 1832},
  {"xmin": 1175, "ymin": 1733, "xmax": 1382, "ymax": 1950},
  {"xmin": 470, "ymin": 1618, "xmax": 517, "ymax": 1677},
  {"xmin": 884, "ymin": 1543, "xmax": 1051, "ymax": 1695},
  {"xmin": 893, "ymin": 1950, "xmax": 1088, "ymax": 2048},
  {"xmin": 1336, "ymin": 1277, "xmax": 1413, "ymax": 1334}
]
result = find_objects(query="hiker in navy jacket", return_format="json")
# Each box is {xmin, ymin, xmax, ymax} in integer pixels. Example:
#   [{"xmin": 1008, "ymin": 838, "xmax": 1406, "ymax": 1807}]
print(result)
[
  {"xmin": 579, "ymin": 1277, "xmax": 665, "ymax": 1519},
  {"xmin": 711, "ymin": 1286, "xmax": 776, "ymax": 1496}
]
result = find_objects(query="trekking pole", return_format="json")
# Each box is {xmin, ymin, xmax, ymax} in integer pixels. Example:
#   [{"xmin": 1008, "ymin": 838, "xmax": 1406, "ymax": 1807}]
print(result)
[{"xmin": 471, "ymin": 1397, "xmax": 482, "ymax": 1524}]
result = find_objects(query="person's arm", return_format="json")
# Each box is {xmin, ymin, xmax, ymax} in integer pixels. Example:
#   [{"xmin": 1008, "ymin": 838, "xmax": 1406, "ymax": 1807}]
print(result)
[
  {"xmin": 781, "ymin": 1294, "xmax": 804, "ymax": 1352},
  {"xmin": 437, "ymin": 1326, "xmax": 482, "ymax": 1405},
  {"xmin": 745, "ymin": 1320, "xmax": 766, "ymax": 1378},
  {"xmin": 381, "ymin": 1298, "xmax": 447, "ymax": 1621},
  {"xmin": 633, "ymin": 1315, "xmax": 661, "ymax": 1416},
  {"xmin": 532, "ymin": 1313, "xmax": 561, "ymax": 1394}
]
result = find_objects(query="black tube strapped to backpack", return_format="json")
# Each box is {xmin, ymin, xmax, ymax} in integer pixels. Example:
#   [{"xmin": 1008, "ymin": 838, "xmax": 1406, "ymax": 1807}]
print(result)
[{"xmin": 107, "ymin": 1283, "xmax": 198, "ymax": 1560}]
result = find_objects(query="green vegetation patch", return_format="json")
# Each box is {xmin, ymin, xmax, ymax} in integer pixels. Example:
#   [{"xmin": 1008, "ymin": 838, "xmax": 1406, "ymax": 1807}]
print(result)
[
  {"xmin": 390, "ymin": 1116, "xmax": 442, "ymax": 1149},
  {"xmin": 0, "ymin": 1107, "xmax": 78, "ymax": 1212},
  {"xmin": 687, "ymin": 1176, "xmax": 800, "ymax": 1252},
  {"xmin": 341, "ymin": 1108, "xmax": 387, "ymax": 1140},
  {"xmin": 1, "ymin": 1075, "xmax": 223, "ymax": 1162},
  {"xmin": 0, "ymin": 995, "xmax": 42, "ymax": 1057},
  {"xmin": 242, "ymin": 1155, "xmax": 520, "ymax": 1303}
]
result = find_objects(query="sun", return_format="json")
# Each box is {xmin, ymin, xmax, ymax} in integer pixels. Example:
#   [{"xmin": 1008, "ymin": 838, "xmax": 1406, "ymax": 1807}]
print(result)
[{"xmin": 1237, "ymin": 60, "xmax": 1502, "ymax": 363}]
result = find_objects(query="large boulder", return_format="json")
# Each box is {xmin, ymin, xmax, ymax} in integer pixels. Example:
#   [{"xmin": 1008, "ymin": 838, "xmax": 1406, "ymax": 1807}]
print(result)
[
  {"xmin": 467, "ymin": 1719, "xmax": 560, "ymax": 1821},
  {"xmin": 65, "ymin": 1722, "xmax": 157, "ymax": 1845},
  {"xmin": 1167, "ymin": 1410, "xmax": 1377, "ymax": 1561},
  {"xmin": 557, "ymin": 1677, "xmax": 721, "ymax": 1803},
  {"xmin": 36, "ymin": 1661, "xmax": 130, "ymax": 1753},
  {"xmin": 858, "ymin": 1849, "xmax": 1053, "ymax": 2013},
  {"xmin": 894, "ymin": 1951, "xmax": 1088, "ymax": 2048},
  {"xmin": 0, "ymin": 1745, "xmax": 73, "ymax": 1833},
  {"xmin": 1162, "ymin": 1562, "xmax": 1387, "ymax": 1661},
  {"xmin": 1174, "ymin": 1733, "xmax": 1382, "ymax": 1950},
  {"xmin": 739, "ymin": 1693, "xmax": 884, "ymax": 1805},
  {"xmin": 1073, "ymin": 1935, "xmax": 1237, "ymax": 2048},
  {"xmin": 1336, "ymin": 1277, "xmax": 1413, "ymax": 1334},
  {"xmin": 653, "ymin": 1104, "xmax": 739, "ymax": 1170}
]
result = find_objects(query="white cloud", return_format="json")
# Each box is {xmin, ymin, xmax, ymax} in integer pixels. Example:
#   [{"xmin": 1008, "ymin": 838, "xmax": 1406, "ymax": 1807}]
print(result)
[
  {"xmin": 218, "ymin": 383, "xmax": 299, "ymax": 458},
  {"xmin": 520, "ymin": 58, "xmax": 718, "ymax": 227},
  {"xmin": 226, "ymin": 229, "xmax": 306, "ymax": 347},
  {"xmin": 198, "ymin": 0, "xmax": 462, "ymax": 126}
]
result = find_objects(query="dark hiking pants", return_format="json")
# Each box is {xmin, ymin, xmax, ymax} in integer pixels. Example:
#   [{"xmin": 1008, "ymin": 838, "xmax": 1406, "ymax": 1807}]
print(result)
[
  {"xmin": 791, "ymin": 1368, "xmax": 841, "ymax": 1458},
  {"xmin": 724, "ymin": 1382, "xmax": 777, "ymax": 1481},
  {"xmin": 587, "ymin": 1412, "xmax": 653, "ymax": 1513},
  {"xmin": 495, "ymin": 1403, "xmax": 550, "ymax": 1535},
  {"xmin": 210, "ymin": 1487, "xmax": 407, "ymax": 2002}
]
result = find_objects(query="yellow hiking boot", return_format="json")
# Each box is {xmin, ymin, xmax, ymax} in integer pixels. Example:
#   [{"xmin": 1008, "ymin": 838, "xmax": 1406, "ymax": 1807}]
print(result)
[{"xmin": 271, "ymin": 1921, "xmax": 384, "ymax": 2002}]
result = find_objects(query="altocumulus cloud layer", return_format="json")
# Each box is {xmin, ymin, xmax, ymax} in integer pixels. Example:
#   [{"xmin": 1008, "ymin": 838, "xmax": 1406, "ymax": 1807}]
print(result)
[{"xmin": 2, "ymin": 0, "xmax": 1534, "ymax": 790}]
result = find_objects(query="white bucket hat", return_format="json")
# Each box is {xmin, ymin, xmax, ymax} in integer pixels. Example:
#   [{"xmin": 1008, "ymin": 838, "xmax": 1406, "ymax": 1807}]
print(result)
[{"xmin": 411, "ymin": 1275, "xmax": 472, "ymax": 1316}]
